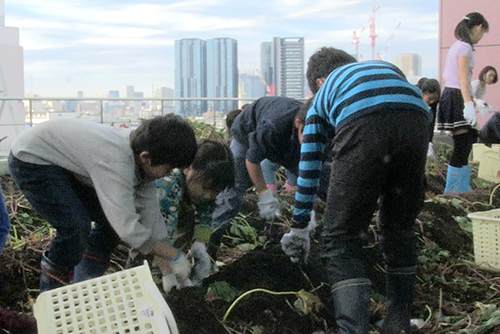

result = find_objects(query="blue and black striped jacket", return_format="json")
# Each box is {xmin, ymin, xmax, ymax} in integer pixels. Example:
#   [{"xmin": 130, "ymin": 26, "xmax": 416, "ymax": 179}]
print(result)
[{"xmin": 293, "ymin": 61, "xmax": 430, "ymax": 227}]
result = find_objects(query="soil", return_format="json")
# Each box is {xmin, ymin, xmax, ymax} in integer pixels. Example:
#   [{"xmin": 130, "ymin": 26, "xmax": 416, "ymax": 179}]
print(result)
[{"xmin": 1, "ymin": 146, "xmax": 500, "ymax": 333}]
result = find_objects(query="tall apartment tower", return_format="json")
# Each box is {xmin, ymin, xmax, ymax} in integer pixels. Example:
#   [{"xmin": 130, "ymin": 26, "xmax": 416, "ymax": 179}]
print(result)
[
  {"xmin": 260, "ymin": 37, "xmax": 305, "ymax": 99},
  {"xmin": 207, "ymin": 38, "xmax": 238, "ymax": 112},
  {"xmin": 0, "ymin": 0, "xmax": 25, "ymax": 151},
  {"xmin": 260, "ymin": 42, "xmax": 273, "ymax": 96},
  {"xmin": 175, "ymin": 38, "xmax": 207, "ymax": 117},
  {"xmin": 273, "ymin": 37, "xmax": 304, "ymax": 99},
  {"xmin": 392, "ymin": 53, "xmax": 422, "ymax": 79}
]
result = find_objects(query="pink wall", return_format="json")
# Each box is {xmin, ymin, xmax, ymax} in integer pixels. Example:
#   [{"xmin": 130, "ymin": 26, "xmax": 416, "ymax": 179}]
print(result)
[{"xmin": 439, "ymin": 0, "xmax": 500, "ymax": 127}]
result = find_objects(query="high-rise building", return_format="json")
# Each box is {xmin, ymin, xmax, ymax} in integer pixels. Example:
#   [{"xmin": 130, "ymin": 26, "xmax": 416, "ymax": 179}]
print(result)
[
  {"xmin": 0, "ymin": 0, "xmax": 3, "ymax": 26},
  {"xmin": 103, "ymin": 90, "xmax": 122, "ymax": 116},
  {"xmin": 154, "ymin": 87, "xmax": 174, "ymax": 114},
  {"xmin": 108, "ymin": 90, "xmax": 119, "ymax": 99},
  {"xmin": 175, "ymin": 38, "xmax": 207, "ymax": 117},
  {"xmin": 392, "ymin": 53, "xmax": 422, "ymax": 79},
  {"xmin": 260, "ymin": 42, "xmax": 273, "ymax": 96},
  {"xmin": 0, "ymin": 0, "xmax": 25, "ymax": 151},
  {"xmin": 260, "ymin": 37, "xmax": 305, "ymax": 99},
  {"xmin": 274, "ymin": 37, "xmax": 304, "ymax": 99},
  {"xmin": 125, "ymin": 86, "xmax": 134, "ymax": 98},
  {"xmin": 207, "ymin": 38, "xmax": 238, "ymax": 113},
  {"xmin": 239, "ymin": 74, "xmax": 262, "ymax": 104}
]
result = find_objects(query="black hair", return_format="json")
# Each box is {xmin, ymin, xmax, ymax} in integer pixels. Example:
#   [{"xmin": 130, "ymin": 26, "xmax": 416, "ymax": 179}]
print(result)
[
  {"xmin": 416, "ymin": 78, "xmax": 440, "ymax": 141},
  {"xmin": 416, "ymin": 77, "xmax": 441, "ymax": 96},
  {"xmin": 478, "ymin": 65, "xmax": 498, "ymax": 84},
  {"xmin": 225, "ymin": 109, "xmax": 243, "ymax": 131},
  {"xmin": 130, "ymin": 114, "xmax": 197, "ymax": 168},
  {"xmin": 306, "ymin": 47, "xmax": 357, "ymax": 94},
  {"xmin": 191, "ymin": 139, "xmax": 235, "ymax": 193},
  {"xmin": 295, "ymin": 98, "xmax": 312, "ymax": 122},
  {"xmin": 454, "ymin": 12, "xmax": 489, "ymax": 45}
]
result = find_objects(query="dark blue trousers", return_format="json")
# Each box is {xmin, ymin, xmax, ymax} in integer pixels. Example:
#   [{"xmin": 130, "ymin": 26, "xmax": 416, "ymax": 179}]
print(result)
[{"xmin": 8, "ymin": 154, "xmax": 120, "ymax": 269}]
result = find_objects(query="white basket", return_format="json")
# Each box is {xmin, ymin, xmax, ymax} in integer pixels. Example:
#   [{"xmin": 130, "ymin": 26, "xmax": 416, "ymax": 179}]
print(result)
[
  {"xmin": 471, "ymin": 143, "xmax": 500, "ymax": 162},
  {"xmin": 468, "ymin": 209, "xmax": 500, "ymax": 271},
  {"xmin": 33, "ymin": 261, "xmax": 178, "ymax": 334},
  {"xmin": 477, "ymin": 150, "xmax": 500, "ymax": 183}
]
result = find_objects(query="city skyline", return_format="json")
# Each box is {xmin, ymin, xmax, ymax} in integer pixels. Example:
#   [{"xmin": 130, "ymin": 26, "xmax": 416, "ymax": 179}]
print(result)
[{"xmin": 5, "ymin": 0, "xmax": 439, "ymax": 97}]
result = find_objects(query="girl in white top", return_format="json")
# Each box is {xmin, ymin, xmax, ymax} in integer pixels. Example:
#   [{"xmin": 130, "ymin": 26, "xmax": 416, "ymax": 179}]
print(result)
[
  {"xmin": 436, "ymin": 12, "xmax": 489, "ymax": 194},
  {"xmin": 471, "ymin": 65, "xmax": 498, "ymax": 100}
]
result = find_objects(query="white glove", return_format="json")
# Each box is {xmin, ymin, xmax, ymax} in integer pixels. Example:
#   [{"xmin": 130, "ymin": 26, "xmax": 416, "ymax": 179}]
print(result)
[
  {"xmin": 463, "ymin": 101, "xmax": 477, "ymax": 126},
  {"xmin": 258, "ymin": 189, "xmax": 281, "ymax": 220},
  {"xmin": 280, "ymin": 211, "xmax": 317, "ymax": 263},
  {"xmin": 162, "ymin": 273, "xmax": 181, "ymax": 294},
  {"xmin": 190, "ymin": 241, "xmax": 212, "ymax": 285},
  {"xmin": 168, "ymin": 251, "xmax": 191, "ymax": 284},
  {"xmin": 161, "ymin": 273, "xmax": 195, "ymax": 294},
  {"xmin": 427, "ymin": 142, "xmax": 436, "ymax": 158}
]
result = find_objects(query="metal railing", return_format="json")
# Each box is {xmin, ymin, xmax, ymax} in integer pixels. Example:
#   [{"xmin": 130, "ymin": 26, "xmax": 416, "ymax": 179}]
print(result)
[
  {"xmin": 0, "ymin": 96, "xmax": 260, "ymax": 128},
  {"xmin": 0, "ymin": 96, "xmax": 272, "ymax": 152}
]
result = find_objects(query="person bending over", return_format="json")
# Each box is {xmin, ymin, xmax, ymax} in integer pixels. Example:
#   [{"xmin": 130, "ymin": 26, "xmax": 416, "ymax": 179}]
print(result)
[{"xmin": 8, "ymin": 115, "xmax": 197, "ymax": 292}]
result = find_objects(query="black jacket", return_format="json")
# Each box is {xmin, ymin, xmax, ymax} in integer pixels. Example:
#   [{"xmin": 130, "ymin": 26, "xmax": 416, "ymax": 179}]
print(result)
[
  {"xmin": 480, "ymin": 112, "xmax": 500, "ymax": 145},
  {"xmin": 231, "ymin": 96, "xmax": 303, "ymax": 174}
]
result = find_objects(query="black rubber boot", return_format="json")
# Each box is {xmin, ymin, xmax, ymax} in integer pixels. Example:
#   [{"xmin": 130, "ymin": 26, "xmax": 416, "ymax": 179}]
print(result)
[
  {"xmin": 331, "ymin": 278, "xmax": 372, "ymax": 334},
  {"xmin": 73, "ymin": 250, "xmax": 110, "ymax": 283},
  {"xmin": 380, "ymin": 266, "xmax": 417, "ymax": 334},
  {"xmin": 40, "ymin": 252, "xmax": 73, "ymax": 293}
]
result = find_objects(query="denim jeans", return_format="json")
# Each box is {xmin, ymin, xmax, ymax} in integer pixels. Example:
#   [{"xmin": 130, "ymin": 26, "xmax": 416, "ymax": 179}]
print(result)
[
  {"xmin": 211, "ymin": 138, "xmax": 253, "ymax": 229},
  {"xmin": 321, "ymin": 111, "xmax": 428, "ymax": 284},
  {"xmin": 8, "ymin": 154, "xmax": 120, "ymax": 269},
  {"xmin": 212, "ymin": 138, "xmax": 330, "ymax": 228},
  {"xmin": 261, "ymin": 159, "xmax": 298, "ymax": 187},
  {"xmin": 0, "ymin": 183, "xmax": 10, "ymax": 252}
]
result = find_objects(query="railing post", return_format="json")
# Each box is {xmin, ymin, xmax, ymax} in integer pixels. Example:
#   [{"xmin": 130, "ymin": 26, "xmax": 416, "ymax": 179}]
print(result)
[
  {"xmin": 100, "ymin": 100, "xmax": 104, "ymax": 124},
  {"xmin": 29, "ymin": 99, "xmax": 33, "ymax": 127},
  {"xmin": 161, "ymin": 99, "xmax": 164, "ymax": 116}
]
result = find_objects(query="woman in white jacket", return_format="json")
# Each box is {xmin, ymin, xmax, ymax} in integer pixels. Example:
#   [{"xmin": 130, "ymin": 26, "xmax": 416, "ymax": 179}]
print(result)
[{"xmin": 471, "ymin": 66, "xmax": 498, "ymax": 100}]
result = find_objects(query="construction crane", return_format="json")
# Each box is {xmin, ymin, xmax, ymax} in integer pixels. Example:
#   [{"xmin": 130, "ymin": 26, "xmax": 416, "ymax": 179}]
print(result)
[
  {"xmin": 369, "ymin": 0, "xmax": 380, "ymax": 60},
  {"xmin": 351, "ymin": 29, "xmax": 364, "ymax": 61},
  {"xmin": 376, "ymin": 22, "xmax": 402, "ymax": 60},
  {"xmin": 254, "ymin": 68, "xmax": 275, "ymax": 96},
  {"xmin": 352, "ymin": 0, "xmax": 380, "ymax": 60}
]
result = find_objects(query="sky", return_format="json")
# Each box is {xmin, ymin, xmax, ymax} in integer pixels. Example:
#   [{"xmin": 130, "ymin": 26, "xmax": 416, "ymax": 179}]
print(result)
[{"xmin": 4, "ymin": 0, "xmax": 439, "ymax": 98}]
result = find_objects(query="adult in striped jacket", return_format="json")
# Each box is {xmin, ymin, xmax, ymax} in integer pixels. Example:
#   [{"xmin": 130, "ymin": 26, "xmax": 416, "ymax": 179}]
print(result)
[{"xmin": 281, "ymin": 47, "xmax": 430, "ymax": 334}]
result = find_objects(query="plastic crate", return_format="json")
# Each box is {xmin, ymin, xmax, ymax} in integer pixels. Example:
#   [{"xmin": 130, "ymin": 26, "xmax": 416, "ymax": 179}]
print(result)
[
  {"xmin": 477, "ymin": 150, "xmax": 500, "ymax": 183},
  {"xmin": 468, "ymin": 209, "xmax": 500, "ymax": 271},
  {"xmin": 33, "ymin": 261, "xmax": 178, "ymax": 334},
  {"xmin": 471, "ymin": 143, "xmax": 500, "ymax": 162}
]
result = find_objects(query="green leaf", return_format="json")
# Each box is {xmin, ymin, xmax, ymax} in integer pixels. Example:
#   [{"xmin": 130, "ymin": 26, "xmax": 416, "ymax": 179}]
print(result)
[
  {"xmin": 454, "ymin": 216, "xmax": 473, "ymax": 233},
  {"xmin": 471, "ymin": 309, "xmax": 500, "ymax": 334},
  {"xmin": 293, "ymin": 289, "xmax": 323, "ymax": 316},
  {"xmin": 251, "ymin": 326, "xmax": 264, "ymax": 334},
  {"xmin": 450, "ymin": 198, "xmax": 465, "ymax": 210},
  {"xmin": 227, "ymin": 216, "xmax": 260, "ymax": 246},
  {"xmin": 236, "ymin": 243, "xmax": 257, "ymax": 251},
  {"xmin": 207, "ymin": 281, "xmax": 241, "ymax": 303}
]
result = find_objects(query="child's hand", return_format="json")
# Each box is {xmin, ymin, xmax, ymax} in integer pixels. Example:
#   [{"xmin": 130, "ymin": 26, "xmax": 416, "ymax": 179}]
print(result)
[
  {"xmin": 154, "ymin": 250, "xmax": 191, "ymax": 284},
  {"xmin": 189, "ymin": 242, "xmax": 212, "ymax": 284},
  {"xmin": 162, "ymin": 273, "xmax": 180, "ymax": 294},
  {"xmin": 168, "ymin": 251, "xmax": 191, "ymax": 283}
]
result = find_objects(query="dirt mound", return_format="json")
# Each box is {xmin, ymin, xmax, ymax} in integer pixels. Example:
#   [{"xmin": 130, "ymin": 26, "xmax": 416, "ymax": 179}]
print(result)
[
  {"xmin": 168, "ymin": 245, "xmax": 334, "ymax": 334},
  {"xmin": 2, "ymin": 140, "xmax": 500, "ymax": 333}
]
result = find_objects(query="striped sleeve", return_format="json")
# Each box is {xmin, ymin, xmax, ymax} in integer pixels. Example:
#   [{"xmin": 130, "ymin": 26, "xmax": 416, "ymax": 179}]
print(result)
[{"xmin": 292, "ymin": 102, "xmax": 328, "ymax": 228}]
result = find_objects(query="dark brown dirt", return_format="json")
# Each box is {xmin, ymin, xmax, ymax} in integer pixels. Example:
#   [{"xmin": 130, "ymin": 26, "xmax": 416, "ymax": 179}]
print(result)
[
  {"xmin": 167, "ymin": 244, "xmax": 335, "ymax": 334},
  {"xmin": 2, "ymin": 147, "xmax": 500, "ymax": 334}
]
